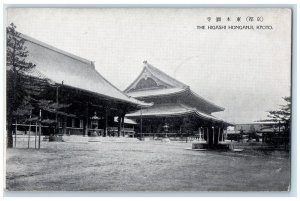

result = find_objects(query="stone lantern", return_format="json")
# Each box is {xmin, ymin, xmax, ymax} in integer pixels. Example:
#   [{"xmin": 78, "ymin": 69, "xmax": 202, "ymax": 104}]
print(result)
[
  {"xmin": 161, "ymin": 123, "xmax": 170, "ymax": 143},
  {"xmin": 90, "ymin": 112, "xmax": 100, "ymax": 136},
  {"xmin": 163, "ymin": 123, "xmax": 169, "ymax": 138}
]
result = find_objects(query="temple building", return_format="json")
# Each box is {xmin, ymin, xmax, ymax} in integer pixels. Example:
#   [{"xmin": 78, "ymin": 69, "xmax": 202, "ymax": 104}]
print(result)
[
  {"xmin": 124, "ymin": 61, "xmax": 230, "ymax": 145},
  {"xmin": 16, "ymin": 34, "xmax": 151, "ymax": 137}
]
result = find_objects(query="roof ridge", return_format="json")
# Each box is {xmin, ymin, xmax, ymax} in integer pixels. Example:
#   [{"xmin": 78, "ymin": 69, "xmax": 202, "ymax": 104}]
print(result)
[{"xmin": 20, "ymin": 33, "xmax": 93, "ymax": 66}]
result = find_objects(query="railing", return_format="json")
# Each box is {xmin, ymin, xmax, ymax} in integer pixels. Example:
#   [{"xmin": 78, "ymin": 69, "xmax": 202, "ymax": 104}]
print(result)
[
  {"xmin": 136, "ymin": 133, "xmax": 204, "ymax": 139},
  {"xmin": 60, "ymin": 127, "xmax": 84, "ymax": 135},
  {"xmin": 136, "ymin": 133, "xmax": 205, "ymax": 142},
  {"xmin": 139, "ymin": 133, "xmax": 178, "ymax": 137}
]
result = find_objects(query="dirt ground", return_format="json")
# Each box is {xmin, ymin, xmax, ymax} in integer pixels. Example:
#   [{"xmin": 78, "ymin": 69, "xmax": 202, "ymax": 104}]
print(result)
[{"xmin": 5, "ymin": 138, "xmax": 290, "ymax": 191}]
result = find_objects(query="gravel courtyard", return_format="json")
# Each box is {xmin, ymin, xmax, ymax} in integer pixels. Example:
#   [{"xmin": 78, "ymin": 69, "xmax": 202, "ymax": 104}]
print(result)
[{"xmin": 6, "ymin": 138, "xmax": 290, "ymax": 191}]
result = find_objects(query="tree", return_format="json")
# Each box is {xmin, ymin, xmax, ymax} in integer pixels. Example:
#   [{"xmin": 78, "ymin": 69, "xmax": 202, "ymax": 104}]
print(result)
[
  {"xmin": 37, "ymin": 99, "xmax": 74, "ymax": 135},
  {"xmin": 258, "ymin": 96, "xmax": 291, "ymax": 145},
  {"xmin": 266, "ymin": 96, "xmax": 291, "ymax": 134},
  {"xmin": 6, "ymin": 23, "xmax": 36, "ymax": 148},
  {"xmin": 6, "ymin": 23, "xmax": 75, "ymax": 148},
  {"xmin": 259, "ymin": 97, "xmax": 291, "ymax": 123}
]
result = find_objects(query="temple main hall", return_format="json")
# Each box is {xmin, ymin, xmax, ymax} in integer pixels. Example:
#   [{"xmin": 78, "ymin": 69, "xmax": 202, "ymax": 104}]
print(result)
[
  {"xmin": 124, "ymin": 61, "xmax": 230, "ymax": 145},
  {"xmin": 14, "ymin": 34, "xmax": 151, "ymax": 137}
]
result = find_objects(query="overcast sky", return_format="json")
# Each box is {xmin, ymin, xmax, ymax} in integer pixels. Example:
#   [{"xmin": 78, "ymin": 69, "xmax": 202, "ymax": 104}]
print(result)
[{"xmin": 6, "ymin": 8, "xmax": 291, "ymax": 124}]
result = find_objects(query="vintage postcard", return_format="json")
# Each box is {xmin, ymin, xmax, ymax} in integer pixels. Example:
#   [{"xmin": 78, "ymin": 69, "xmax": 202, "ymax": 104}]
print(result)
[{"xmin": 4, "ymin": 7, "xmax": 292, "ymax": 192}]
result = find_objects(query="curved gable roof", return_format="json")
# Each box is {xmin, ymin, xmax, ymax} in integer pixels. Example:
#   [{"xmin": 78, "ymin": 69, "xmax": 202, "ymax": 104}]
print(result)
[{"xmin": 125, "ymin": 61, "xmax": 224, "ymax": 113}]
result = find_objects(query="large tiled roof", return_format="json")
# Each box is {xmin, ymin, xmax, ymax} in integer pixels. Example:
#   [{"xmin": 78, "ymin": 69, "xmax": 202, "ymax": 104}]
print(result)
[
  {"xmin": 20, "ymin": 34, "xmax": 150, "ymax": 107},
  {"xmin": 125, "ymin": 61, "xmax": 224, "ymax": 112}
]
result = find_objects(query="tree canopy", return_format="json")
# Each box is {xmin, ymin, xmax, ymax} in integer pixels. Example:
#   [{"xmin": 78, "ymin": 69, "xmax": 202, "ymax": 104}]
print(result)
[
  {"xmin": 259, "ymin": 96, "xmax": 291, "ymax": 133},
  {"xmin": 6, "ymin": 23, "xmax": 73, "ymax": 148},
  {"xmin": 6, "ymin": 23, "xmax": 37, "ymax": 148}
]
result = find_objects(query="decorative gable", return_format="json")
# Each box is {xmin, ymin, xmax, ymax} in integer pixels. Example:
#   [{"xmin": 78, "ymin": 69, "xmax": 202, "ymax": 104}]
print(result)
[
  {"xmin": 124, "ymin": 61, "xmax": 188, "ymax": 94},
  {"xmin": 127, "ymin": 66, "xmax": 172, "ymax": 93},
  {"xmin": 135, "ymin": 77, "xmax": 159, "ymax": 90}
]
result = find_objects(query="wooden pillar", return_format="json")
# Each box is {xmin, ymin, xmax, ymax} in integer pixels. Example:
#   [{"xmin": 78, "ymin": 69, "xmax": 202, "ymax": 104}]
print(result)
[
  {"xmin": 28, "ymin": 111, "xmax": 32, "ymax": 149},
  {"xmin": 218, "ymin": 127, "xmax": 220, "ymax": 143},
  {"xmin": 63, "ymin": 116, "xmax": 67, "ymax": 135},
  {"xmin": 212, "ymin": 127, "xmax": 215, "ymax": 145},
  {"xmin": 38, "ymin": 109, "xmax": 42, "ymax": 150},
  {"xmin": 206, "ymin": 127, "xmax": 209, "ymax": 144},
  {"xmin": 55, "ymin": 86, "xmax": 59, "ymax": 134},
  {"xmin": 84, "ymin": 117, "xmax": 89, "ymax": 136},
  {"xmin": 15, "ymin": 120, "xmax": 17, "ymax": 148},
  {"xmin": 35, "ymin": 121, "xmax": 37, "ymax": 149},
  {"xmin": 222, "ymin": 128, "xmax": 224, "ymax": 141},
  {"xmin": 117, "ymin": 115, "xmax": 121, "ymax": 137},
  {"xmin": 140, "ymin": 109, "xmax": 143, "ymax": 139},
  {"xmin": 104, "ymin": 108, "xmax": 108, "ymax": 137},
  {"xmin": 121, "ymin": 116, "xmax": 125, "ymax": 137},
  {"xmin": 84, "ymin": 102, "xmax": 89, "ymax": 136}
]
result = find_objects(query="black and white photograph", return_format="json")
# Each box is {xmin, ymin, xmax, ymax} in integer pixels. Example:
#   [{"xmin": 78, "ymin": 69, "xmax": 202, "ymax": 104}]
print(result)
[{"xmin": 4, "ymin": 7, "xmax": 293, "ymax": 192}]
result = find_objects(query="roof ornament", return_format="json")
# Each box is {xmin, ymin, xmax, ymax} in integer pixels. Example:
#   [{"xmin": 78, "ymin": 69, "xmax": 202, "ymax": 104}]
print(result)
[{"xmin": 143, "ymin": 60, "xmax": 148, "ymax": 67}]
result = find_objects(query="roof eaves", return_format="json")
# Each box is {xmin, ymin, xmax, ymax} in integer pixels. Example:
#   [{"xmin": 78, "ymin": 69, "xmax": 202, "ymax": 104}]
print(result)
[
  {"xmin": 128, "ymin": 87, "xmax": 189, "ymax": 98},
  {"xmin": 126, "ymin": 110, "xmax": 196, "ymax": 118},
  {"xmin": 63, "ymin": 82, "xmax": 151, "ymax": 107},
  {"xmin": 180, "ymin": 103, "xmax": 224, "ymax": 122},
  {"xmin": 189, "ymin": 89, "xmax": 225, "ymax": 112}
]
